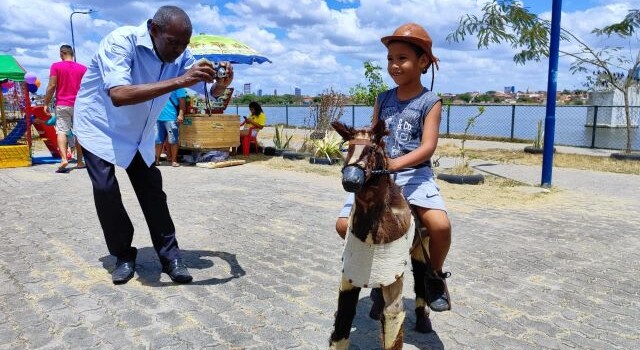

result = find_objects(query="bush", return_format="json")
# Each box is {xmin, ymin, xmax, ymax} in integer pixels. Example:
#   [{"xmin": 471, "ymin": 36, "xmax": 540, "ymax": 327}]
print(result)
[
  {"xmin": 312, "ymin": 132, "xmax": 343, "ymax": 160},
  {"xmin": 273, "ymin": 124, "xmax": 293, "ymax": 150}
]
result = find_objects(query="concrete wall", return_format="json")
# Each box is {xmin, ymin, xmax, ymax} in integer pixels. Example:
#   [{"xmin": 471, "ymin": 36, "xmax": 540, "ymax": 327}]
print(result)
[{"xmin": 586, "ymin": 86, "xmax": 640, "ymax": 127}]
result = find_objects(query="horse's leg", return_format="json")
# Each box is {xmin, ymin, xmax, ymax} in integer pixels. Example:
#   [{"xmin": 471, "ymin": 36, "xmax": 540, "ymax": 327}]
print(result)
[
  {"xmin": 329, "ymin": 275, "xmax": 361, "ymax": 350},
  {"xmin": 410, "ymin": 235, "xmax": 433, "ymax": 333},
  {"xmin": 380, "ymin": 277, "xmax": 405, "ymax": 350},
  {"xmin": 368, "ymin": 287, "xmax": 385, "ymax": 320}
]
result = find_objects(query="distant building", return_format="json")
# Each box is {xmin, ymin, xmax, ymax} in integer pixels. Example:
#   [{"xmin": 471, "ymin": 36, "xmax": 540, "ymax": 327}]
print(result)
[
  {"xmin": 243, "ymin": 83, "xmax": 251, "ymax": 95},
  {"xmin": 504, "ymin": 86, "xmax": 515, "ymax": 94},
  {"xmin": 274, "ymin": 89, "xmax": 277, "ymax": 96},
  {"xmin": 258, "ymin": 89, "xmax": 262, "ymax": 97},
  {"xmin": 294, "ymin": 87, "xmax": 301, "ymax": 97}
]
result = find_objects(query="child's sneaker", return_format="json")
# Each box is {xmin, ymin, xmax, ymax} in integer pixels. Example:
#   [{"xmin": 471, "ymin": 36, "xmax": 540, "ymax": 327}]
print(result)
[{"xmin": 426, "ymin": 271, "xmax": 451, "ymax": 312}]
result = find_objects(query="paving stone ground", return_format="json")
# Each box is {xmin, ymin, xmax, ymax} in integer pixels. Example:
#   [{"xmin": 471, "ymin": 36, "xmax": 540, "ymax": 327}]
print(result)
[{"xmin": 0, "ymin": 157, "xmax": 638, "ymax": 349}]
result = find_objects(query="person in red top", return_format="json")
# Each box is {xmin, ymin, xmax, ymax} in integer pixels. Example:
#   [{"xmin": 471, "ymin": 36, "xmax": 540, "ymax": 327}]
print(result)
[{"xmin": 44, "ymin": 45, "xmax": 87, "ymax": 171}]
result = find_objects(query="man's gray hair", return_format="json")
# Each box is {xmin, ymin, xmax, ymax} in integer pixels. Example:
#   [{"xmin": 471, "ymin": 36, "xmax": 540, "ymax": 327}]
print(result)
[{"xmin": 152, "ymin": 6, "xmax": 192, "ymax": 32}]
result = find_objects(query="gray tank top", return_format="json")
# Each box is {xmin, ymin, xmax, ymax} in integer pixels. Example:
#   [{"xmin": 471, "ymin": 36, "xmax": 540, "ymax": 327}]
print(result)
[{"xmin": 377, "ymin": 87, "xmax": 441, "ymax": 168}]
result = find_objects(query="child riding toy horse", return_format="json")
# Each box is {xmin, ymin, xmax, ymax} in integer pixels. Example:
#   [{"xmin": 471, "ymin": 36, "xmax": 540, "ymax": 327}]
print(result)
[{"xmin": 329, "ymin": 120, "xmax": 449, "ymax": 350}]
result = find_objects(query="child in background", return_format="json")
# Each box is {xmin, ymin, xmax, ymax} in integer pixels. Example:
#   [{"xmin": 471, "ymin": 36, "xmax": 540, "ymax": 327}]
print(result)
[
  {"xmin": 240, "ymin": 101, "xmax": 266, "ymax": 137},
  {"xmin": 155, "ymin": 88, "xmax": 187, "ymax": 167}
]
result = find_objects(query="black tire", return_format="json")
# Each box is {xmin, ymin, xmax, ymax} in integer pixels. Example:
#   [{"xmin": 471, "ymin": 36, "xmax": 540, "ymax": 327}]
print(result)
[
  {"xmin": 282, "ymin": 151, "xmax": 305, "ymax": 160},
  {"xmin": 524, "ymin": 146, "xmax": 556, "ymax": 154},
  {"xmin": 309, "ymin": 157, "xmax": 339, "ymax": 165},
  {"xmin": 523, "ymin": 146, "xmax": 543, "ymax": 154},
  {"xmin": 437, "ymin": 173, "xmax": 485, "ymax": 185},
  {"xmin": 610, "ymin": 152, "xmax": 640, "ymax": 161},
  {"xmin": 263, "ymin": 146, "xmax": 277, "ymax": 156}
]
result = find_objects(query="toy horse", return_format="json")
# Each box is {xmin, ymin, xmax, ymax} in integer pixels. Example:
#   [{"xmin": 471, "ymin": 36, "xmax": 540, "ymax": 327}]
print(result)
[{"xmin": 329, "ymin": 120, "xmax": 437, "ymax": 350}]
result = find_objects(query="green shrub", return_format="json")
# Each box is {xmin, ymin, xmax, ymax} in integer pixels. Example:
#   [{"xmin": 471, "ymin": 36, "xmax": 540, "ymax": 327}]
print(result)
[
  {"xmin": 533, "ymin": 119, "xmax": 544, "ymax": 149},
  {"xmin": 312, "ymin": 132, "xmax": 343, "ymax": 160},
  {"xmin": 273, "ymin": 125, "xmax": 293, "ymax": 150}
]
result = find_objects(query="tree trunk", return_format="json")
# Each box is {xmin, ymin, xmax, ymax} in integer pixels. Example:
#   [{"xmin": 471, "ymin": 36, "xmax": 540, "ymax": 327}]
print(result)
[{"xmin": 623, "ymin": 89, "xmax": 632, "ymax": 154}]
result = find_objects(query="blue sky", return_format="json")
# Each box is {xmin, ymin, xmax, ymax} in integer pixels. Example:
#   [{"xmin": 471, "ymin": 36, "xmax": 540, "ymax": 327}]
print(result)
[{"xmin": 1, "ymin": 0, "xmax": 637, "ymax": 96}]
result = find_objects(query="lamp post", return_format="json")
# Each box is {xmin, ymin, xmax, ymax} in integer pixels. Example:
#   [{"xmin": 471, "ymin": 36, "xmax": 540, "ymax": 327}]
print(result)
[{"xmin": 70, "ymin": 9, "xmax": 95, "ymax": 62}]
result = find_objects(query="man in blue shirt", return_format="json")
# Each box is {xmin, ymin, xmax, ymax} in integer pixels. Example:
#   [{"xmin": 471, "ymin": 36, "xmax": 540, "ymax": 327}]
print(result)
[{"xmin": 74, "ymin": 5, "xmax": 234, "ymax": 285}]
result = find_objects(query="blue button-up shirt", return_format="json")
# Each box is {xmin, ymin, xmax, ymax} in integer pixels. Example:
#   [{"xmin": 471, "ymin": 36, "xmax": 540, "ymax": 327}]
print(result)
[{"xmin": 74, "ymin": 20, "xmax": 204, "ymax": 168}]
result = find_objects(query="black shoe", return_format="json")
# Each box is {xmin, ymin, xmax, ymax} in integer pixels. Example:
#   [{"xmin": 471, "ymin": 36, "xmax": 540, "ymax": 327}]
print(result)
[
  {"xmin": 162, "ymin": 259, "xmax": 193, "ymax": 284},
  {"xmin": 415, "ymin": 307, "xmax": 433, "ymax": 333},
  {"xmin": 426, "ymin": 271, "xmax": 451, "ymax": 312},
  {"xmin": 112, "ymin": 259, "xmax": 135, "ymax": 285},
  {"xmin": 368, "ymin": 288, "xmax": 384, "ymax": 320}
]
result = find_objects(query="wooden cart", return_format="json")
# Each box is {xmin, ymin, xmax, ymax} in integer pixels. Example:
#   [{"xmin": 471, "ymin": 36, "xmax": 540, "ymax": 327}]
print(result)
[{"xmin": 179, "ymin": 113, "xmax": 240, "ymax": 151}]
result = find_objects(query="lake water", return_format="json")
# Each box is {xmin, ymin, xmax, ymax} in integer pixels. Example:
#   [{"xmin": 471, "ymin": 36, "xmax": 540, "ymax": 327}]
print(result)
[{"xmin": 227, "ymin": 104, "xmax": 640, "ymax": 151}]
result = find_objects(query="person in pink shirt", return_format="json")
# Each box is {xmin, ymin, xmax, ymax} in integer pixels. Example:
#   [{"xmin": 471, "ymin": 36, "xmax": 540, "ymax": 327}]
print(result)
[{"xmin": 44, "ymin": 45, "xmax": 87, "ymax": 171}]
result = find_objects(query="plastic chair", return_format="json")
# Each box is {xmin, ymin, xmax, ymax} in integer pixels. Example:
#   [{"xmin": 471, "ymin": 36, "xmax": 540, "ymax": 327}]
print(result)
[{"xmin": 241, "ymin": 127, "xmax": 259, "ymax": 155}]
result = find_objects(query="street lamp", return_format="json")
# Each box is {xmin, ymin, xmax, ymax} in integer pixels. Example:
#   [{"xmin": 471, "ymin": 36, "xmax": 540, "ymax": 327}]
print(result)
[{"xmin": 70, "ymin": 9, "xmax": 95, "ymax": 62}]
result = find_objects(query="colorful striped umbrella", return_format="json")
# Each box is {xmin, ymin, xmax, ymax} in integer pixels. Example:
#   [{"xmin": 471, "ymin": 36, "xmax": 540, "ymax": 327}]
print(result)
[{"xmin": 188, "ymin": 34, "xmax": 271, "ymax": 65}]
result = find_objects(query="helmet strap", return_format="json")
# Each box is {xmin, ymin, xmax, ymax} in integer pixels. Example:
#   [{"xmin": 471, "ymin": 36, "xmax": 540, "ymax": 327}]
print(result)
[{"xmin": 430, "ymin": 66, "xmax": 435, "ymax": 91}]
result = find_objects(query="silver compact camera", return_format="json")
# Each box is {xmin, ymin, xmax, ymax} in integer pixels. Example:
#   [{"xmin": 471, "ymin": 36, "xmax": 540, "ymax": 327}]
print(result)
[
  {"xmin": 197, "ymin": 58, "xmax": 226, "ymax": 78},
  {"xmin": 212, "ymin": 62, "xmax": 227, "ymax": 78}
]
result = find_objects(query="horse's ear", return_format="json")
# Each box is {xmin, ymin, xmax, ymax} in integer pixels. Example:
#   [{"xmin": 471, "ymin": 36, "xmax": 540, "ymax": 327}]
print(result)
[
  {"xmin": 371, "ymin": 118, "xmax": 388, "ymax": 143},
  {"xmin": 331, "ymin": 121, "xmax": 354, "ymax": 140}
]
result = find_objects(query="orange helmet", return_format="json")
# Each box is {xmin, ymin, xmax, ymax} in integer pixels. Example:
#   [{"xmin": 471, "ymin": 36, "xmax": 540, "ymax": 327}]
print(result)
[{"xmin": 381, "ymin": 23, "xmax": 439, "ymax": 71}]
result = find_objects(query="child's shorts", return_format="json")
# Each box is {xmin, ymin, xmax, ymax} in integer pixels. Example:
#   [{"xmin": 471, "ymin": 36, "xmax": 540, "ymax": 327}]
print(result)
[
  {"xmin": 155, "ymin": 120, "xmax": 179, "ymax": 144},
  {"xmin": 338, "ymin": 166, "xmax": 447, "ymax": 217}
]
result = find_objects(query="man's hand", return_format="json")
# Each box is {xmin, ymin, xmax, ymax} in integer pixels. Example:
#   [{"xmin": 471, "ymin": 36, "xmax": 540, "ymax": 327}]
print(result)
[
  {"xmin": 210, "ymin": 62, "xmax": 234, "ymax": 97},
  {"xmin": 180, "ymin": 60, "xmax": 217, "ymax": 87},
  {"xmin": 43, "ymin": 105, "xmax": 51, "ymax": 116},
  {"xmin": 177, "ymin": 115, "xmax": 184, "ymax": 125},
  {"xmin": 216, "ymin": 62, "xmax": 234, "ymax": 88}
]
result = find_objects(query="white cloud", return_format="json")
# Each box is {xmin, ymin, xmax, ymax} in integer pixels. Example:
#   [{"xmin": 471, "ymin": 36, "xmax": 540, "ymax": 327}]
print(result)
[{"xmin": 1, "ymin": 0, "xmax": 637, "ymax": 96}]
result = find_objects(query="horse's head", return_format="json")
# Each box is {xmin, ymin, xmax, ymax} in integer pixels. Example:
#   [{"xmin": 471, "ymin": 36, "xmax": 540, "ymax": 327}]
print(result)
[{"xmin": 331, "ymin": 119, "xmax": 388, "ymax": 193}]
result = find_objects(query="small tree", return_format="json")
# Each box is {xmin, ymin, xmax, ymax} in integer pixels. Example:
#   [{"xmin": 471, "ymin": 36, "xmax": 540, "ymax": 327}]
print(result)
[
  {"xmin": 447, "ymin": 2, "xmax": 639, "ymax": 154},
  {"xmin": 533, "ymin": 119, "xmax": 544, "ymax": 149},
  {"xmin": 459, "ymin": 106, "xmax": 486, "ymax": 170},
  {"xmin": 305, "ymin": 88, "xmax": 348, "ymax": 139},
  {"xmin": 349, "ymin": 61, "xmax": 389, "ymax": 106}
]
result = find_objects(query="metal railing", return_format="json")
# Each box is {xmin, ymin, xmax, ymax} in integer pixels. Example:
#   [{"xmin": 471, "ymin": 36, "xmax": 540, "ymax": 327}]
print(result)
[{"xmin": 229, "ymin": 103, "xmax": 640, "ymax": 152}]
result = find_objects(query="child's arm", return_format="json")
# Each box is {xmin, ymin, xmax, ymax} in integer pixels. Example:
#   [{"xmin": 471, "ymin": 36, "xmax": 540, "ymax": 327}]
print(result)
[{"xmin": 387, "ymin": 100, "xmax": 442, "ymax": 171}]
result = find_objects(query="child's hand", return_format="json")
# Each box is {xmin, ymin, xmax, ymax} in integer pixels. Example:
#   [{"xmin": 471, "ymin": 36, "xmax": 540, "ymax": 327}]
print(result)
[{"xmin": 386, "ymin": 158, "xmax": 400, "ymax": 172}]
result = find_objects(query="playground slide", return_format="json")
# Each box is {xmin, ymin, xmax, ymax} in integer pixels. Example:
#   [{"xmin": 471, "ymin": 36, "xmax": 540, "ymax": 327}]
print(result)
[
  {"xmin": 1, "ymin": 106, "xmax": 73, "ymax": 159},
  {"xmin": 0, "ymin": 118, "xmax": 27, "ymax": 145},
  {"xmin": 30, "ymin": 106, "xmax": 62, "ymax": 158}
]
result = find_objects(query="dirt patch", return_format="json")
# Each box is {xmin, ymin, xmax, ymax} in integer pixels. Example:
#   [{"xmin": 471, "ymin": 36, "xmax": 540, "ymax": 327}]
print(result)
[
  {"xmin": 439, "ymin": 176, "xmax": 562, "ymax": 212},
  {"xmin": 238, "ymin": 153, "xmax": 567, "ymax": 210},
  {"xmin": 434, "ymin": 142, "xmax": 639, "ymax": 175}
]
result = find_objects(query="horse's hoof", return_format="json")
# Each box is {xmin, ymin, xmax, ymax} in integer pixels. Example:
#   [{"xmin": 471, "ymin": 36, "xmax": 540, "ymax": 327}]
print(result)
[
  {"xmin": 415, "ymin": 307, "xmax": 433, "ymax": 333},
  {"xmin": 329, "ymin": 338, "xmax": 349, "ymax": 350}
]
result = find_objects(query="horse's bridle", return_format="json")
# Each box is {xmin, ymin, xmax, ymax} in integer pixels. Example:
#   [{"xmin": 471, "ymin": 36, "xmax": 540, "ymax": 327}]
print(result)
[{"xmin": 341, "ymin": 137, "xmax": 392, "ymax": 192}]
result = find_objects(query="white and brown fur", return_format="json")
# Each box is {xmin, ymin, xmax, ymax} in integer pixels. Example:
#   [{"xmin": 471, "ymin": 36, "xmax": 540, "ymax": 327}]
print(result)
[{"xmin": 329, "ymin": 120, "xmax": 431, "ymax": 350}]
